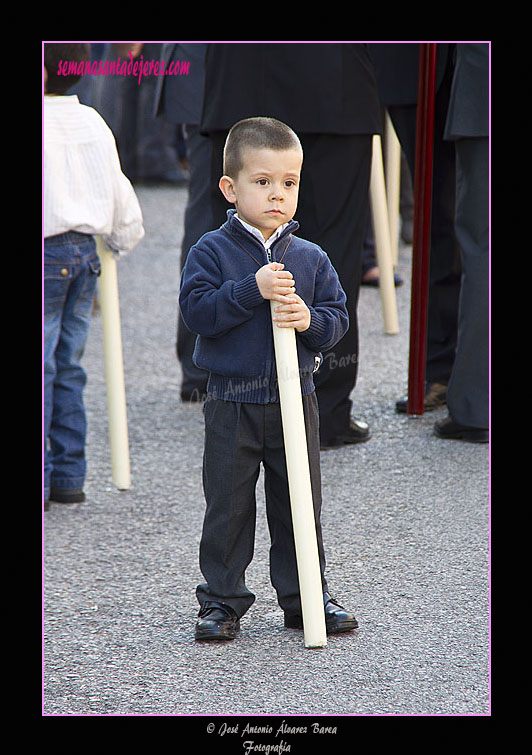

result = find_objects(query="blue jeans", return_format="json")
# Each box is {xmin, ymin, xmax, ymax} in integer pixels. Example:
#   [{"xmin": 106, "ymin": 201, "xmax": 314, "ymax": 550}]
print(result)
[{"xmin": 43, "ymin": 232, "xmax": 100, "ymax": 499}]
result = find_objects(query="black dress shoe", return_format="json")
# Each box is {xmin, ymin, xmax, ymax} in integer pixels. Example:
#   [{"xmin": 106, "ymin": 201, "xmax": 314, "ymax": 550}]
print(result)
[
  {"xmin": 194, "ymin": 602, "xmax": 240, "ymax": 641},
  {"xmin": 395, "ymin": 381, "xmax": 447, "ymax": 414},
  {"xmin": 284, "ymin": 593, "xmax": 358, "ymax": 635},
  {"xmin": 320, "ymin": 419, "xmax": 371, "ymax": 449},
  {"xmin": 434, "ymin": 415, "xmax": 488, "ymax": 444},
  {"xmin": 49, "ymin": 487, "xmax": 85, "ymax": 504}
]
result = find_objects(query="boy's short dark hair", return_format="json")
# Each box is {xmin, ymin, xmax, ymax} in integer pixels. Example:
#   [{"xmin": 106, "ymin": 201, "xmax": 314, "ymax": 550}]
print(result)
[
  {"xmin": 44, "ymin": 43, "xmax": 90, "ymax": 95},
  {"xmin": 223, "ymin": 117, "xmax": 303, "ymax": 178}
]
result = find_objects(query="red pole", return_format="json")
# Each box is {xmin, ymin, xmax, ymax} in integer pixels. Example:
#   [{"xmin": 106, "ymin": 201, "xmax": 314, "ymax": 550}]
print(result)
[{"xmin": 407, "ymin": 43, "xmax": 437, "ymax": 416}]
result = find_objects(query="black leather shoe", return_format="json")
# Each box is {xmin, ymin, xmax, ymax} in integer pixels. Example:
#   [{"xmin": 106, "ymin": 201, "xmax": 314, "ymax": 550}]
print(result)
[
  {"xmin": 434, "ymin": 415, "xmax": 488, "ymax": 444},
  {"xmin": 320, "ymin": 419, "xmax": 371, "ymax": 450},
  {"xmin": 49, "ymin": 487, "xmax": 85, "ymax": 504},
  {"xmin": 284, "ymin": 593, "xmax": 358, "ymax": 635},
  {"xmin": 194, "ymin": 602, "xmax": 240, "ymax": 641},
  {"xmin": 395, "ymin": 382, "xmax": 447, "ymax": 414}
]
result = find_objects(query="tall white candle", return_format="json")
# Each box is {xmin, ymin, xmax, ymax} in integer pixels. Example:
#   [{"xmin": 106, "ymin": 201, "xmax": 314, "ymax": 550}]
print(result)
[
  {"xmin": 370, "ymin": 133, "xmax": 400, "ymax": 335},
  {"xmin": 270, "ymin": 301, "xmax": 327, "ymax": 648},
  {"xmin": 96, "ymin": 237, "xmax": 131, "ymax": 490}
]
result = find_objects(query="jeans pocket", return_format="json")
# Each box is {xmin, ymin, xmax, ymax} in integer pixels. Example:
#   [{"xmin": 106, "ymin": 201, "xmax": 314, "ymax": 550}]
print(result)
[{"xmin": 44, "ymin": 263, "xmax": 72, "ymax": 310}]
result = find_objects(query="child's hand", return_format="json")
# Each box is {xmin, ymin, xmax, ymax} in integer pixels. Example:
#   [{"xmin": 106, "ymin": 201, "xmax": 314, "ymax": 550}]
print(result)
[
  {"xmin": 256, "ymin": 263, "xmax": 295, "ymax": 302},
  {"xmin": 272, "ymin": 294, "xmax": 311, "ymax": 332}
]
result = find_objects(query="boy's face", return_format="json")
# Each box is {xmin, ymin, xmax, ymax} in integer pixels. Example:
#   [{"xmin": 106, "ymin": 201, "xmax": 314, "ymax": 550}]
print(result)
[{"xmin": 219, "ymin": 148, "xmax": 303, "ymax": 241}]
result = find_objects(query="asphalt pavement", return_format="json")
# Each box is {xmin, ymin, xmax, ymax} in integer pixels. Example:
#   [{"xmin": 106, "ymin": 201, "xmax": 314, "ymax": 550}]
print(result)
[{"xmin": 42, "ymin": 184, "xmax": 490, "ymax": 724}]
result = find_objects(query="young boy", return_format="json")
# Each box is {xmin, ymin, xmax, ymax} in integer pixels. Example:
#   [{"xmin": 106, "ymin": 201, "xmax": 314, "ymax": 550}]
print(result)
[
  {"xmin": 44, "ymin": 43, "xmax": 144, "ymax": 510},
  {"xmin": 179, "ymin": 117, "xmax": 358, "ymax": 640}
]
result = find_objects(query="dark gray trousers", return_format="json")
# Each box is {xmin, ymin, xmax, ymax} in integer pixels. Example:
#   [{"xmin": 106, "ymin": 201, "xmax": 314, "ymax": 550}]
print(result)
[
  {"xmin": 197, "ymin": 392, "xmax": 328, "ymax": 618},
  {"xmin": 446, "ymin": 136, "xmax": 489, "ymax": 428}
]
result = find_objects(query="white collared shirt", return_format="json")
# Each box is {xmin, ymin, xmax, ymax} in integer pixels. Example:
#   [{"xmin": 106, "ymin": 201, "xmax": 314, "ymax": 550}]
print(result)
[
  {"xmin": 43, "ymin": 95, "xmax": 144, "ymax": 253},
  {"xmin": 235, "ymin": 214, "xmax": 289, "ymax": 256}
]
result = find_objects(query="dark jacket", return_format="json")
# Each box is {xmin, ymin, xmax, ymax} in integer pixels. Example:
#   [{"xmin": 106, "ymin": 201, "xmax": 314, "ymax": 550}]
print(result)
[
  {"xmin": 179, "ymin": 210, "xmax": 349, "ymax": 403},
  {"xmin": 200, "ymin": 43, "xmax": 382, "ymax": 136},
  {"xmin": 444, "ymin": 43, "xmax": 489, "ymax": 139},
  {"xmin": 368, "ymin": 43, "xmax": 451, "ymax": 106},
  {"xmin": 368, "ymin": 42, "xmax": 489, "ymax": 138},
  {"xmin": 154, "ymin": 43, "xmax": 206, "ymax": 124}
]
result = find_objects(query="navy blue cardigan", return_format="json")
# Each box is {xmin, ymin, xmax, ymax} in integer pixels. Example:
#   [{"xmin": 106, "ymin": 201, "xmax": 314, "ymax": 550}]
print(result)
[{"xmin": 179, "ymin": 210, "xmax": 349, "ymax": 403}]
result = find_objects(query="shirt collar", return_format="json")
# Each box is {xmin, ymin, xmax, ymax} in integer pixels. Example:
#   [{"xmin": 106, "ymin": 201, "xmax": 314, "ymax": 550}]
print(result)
[{"xmin": 234, "ymin": 214, "xmax": 290, "ymax": 250}]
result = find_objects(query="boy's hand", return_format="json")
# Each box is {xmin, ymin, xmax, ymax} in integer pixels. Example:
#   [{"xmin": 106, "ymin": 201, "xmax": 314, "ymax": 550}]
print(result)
[
  {"xmin": 272, "ymin": 294, "xmax": 311, "ymax": 333},
  {"xmin": 256, "ymin": 263, "xmax": 295, "ymax": 302}
]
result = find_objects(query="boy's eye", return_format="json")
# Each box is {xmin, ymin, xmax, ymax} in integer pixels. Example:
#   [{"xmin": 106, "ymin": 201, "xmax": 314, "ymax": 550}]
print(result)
[
  {"xmin": 285, "ymin": 180, "xmax": 296, "ymax": 188},
  {"xmin": 257, "ymin": 179, "xmax": 269, "ymax": 185}
]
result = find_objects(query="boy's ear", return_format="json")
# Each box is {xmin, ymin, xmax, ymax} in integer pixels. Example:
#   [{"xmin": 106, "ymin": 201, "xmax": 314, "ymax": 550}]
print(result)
[{"xmin": 219, "ymin": 175, "xmax": 237, "ymax": 204}]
